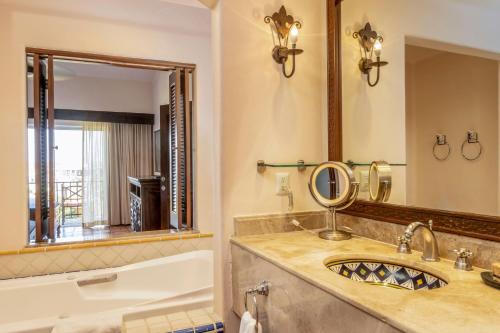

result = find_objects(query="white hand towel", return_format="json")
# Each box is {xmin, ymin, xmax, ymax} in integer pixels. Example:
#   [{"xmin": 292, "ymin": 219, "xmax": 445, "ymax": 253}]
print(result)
[{"xmin": 239, "ymin": 311, "xmax": 262, "ymax": 333}]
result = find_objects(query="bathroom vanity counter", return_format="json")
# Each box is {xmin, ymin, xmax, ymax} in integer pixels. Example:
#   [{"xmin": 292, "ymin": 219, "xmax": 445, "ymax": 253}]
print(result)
[{"xmin": 231, "ymin": 232, "xmax": 500, "ymax": 333}]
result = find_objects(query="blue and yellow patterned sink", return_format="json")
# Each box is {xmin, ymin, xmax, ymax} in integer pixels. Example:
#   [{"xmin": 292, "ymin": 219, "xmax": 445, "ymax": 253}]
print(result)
[{"xmin": 325, "ymin": 260, "xmax": 447, "ymax": 291}]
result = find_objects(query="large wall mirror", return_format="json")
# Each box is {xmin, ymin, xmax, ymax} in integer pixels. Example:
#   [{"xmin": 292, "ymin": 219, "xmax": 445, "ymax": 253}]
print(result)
[
  {"xmin": 27, "ymin": 49, "xmax": 195, "ymax": 244},
  {"xmin": 328, "ymin": 0, "xmax": 500, "ymax": 242}
]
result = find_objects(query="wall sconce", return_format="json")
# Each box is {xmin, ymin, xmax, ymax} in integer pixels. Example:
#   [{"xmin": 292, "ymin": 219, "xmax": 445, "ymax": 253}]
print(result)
[
  {"xmin": 353, "ymin": 23, "xmax": 388, "ymax": 87},
  {"xmin": 264, "ymin": 6, "xmax": 303, "ymax": 78}
]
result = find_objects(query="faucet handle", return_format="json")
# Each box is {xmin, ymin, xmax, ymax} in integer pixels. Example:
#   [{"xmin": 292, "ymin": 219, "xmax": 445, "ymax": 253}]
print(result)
[
  {"xmin": 398, "ymin": 235, "xmax": 409, "ymax": 244},
  {"xmin": 397, "ymin": 235, "xmax": 412, "ymax": 254},
  {"xmin": 453, "ymin": 248, "xmax": 473, "ymax": 258},
  {"xmin": 452, "ymin": 248, "xmax": 473, "ymax": 271},
  {"xmin": 428, "ymin": 219, "xmax": 433, "ymax": 230}
]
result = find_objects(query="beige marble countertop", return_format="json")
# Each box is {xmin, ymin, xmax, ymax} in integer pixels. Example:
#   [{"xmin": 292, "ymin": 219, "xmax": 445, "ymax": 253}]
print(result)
[{"xmin": 231, "ymin": 231, "xmax": 500, "ymax": 333}]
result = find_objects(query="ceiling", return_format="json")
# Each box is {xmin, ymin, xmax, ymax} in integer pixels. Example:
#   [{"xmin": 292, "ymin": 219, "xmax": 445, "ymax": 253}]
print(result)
[
  {"xmin": 0, "ymin": 0, "xmax": 210, "ymax": 36},
  {"xmin": 55, "ymin": 60, "xmax": 158, "ymax": 82},
  {"xmin": 27, "ymin": 57, "xmax": 160, "ymax": 82}
]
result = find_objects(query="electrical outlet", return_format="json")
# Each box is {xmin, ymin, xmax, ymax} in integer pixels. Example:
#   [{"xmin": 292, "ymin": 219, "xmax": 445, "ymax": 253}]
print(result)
[{"xmin": 275, "ymin": 172, "xmax": 290, "ymax": 195}]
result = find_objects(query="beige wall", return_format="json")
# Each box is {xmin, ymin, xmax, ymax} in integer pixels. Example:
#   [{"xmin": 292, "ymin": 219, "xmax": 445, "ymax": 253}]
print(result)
[
  {"xmin": 0, "ymin": 4, "xmax": 213, "ymax": 250},
  {"xmin": 152, "ymin": 71, "xmax": 171, "ymax": 130},
  {"xmin": 211, "ymin": 0, "xmax": 327, "ymax": 328},
  {"xmin": 341, "ymin": 0, "xmax": 500, "ymax": 205},
  {"xmin": 406, "ymin": 47, "xmax": 498, "ymax": 215},
  {"xmin": 27, "ymin": 76, "xmax": 154, "ymax": 114}
]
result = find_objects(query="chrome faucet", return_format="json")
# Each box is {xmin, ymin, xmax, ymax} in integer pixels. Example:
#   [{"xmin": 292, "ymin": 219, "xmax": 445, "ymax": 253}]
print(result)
[{"xmin": 397, "ymin": 220, "xmax": 440, "ymax": 262}]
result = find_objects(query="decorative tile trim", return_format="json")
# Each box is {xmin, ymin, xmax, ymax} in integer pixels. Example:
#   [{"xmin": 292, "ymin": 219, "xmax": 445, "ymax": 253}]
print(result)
[
  {"xmin": 123, "ymin": 307, "xmax": 223, "ymax": 333},
  {"xmin": 0, "ymin": 232, "xmax": 213, "ymax": 256},
  {"xmin": 0, "ymin": 234, "xmax": 213, "ymax": 280}
]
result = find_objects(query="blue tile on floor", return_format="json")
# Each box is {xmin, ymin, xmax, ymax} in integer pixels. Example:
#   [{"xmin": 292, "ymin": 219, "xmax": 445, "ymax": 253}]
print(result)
[
  {"xmin": 173, "ymin": 329, "xmax": 194, "ymax": 333},
  {"xmin": 195, "ymin": 324, "xmax": 215, "ymax": 333}
]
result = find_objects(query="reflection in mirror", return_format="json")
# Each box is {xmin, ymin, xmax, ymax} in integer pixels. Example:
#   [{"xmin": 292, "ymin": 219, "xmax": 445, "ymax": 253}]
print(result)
[
  {"xmin": 341, "ymin": 0, "xmax": 500, "ymax": 218},
  {"xmin": 368, "ymin": 161, "xmax": 391, "ymax": 202},
  {"xmin": 27, "ymin": 54, "xmax": 195, "ymax": 244},
  {"xmin": 315, "ymin": 167, "xmax": 346, "ymax": 200},
  {"xmin": 309, "ymin": 162, "xmax": 359, "ymax": 241},
  {"xmin": 405, "ymin": 44, "xmax": 497, "ymax": 215}
]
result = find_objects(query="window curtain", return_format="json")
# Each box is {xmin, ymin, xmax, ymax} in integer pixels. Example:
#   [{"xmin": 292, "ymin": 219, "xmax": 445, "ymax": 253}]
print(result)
[
  {"xmin": 108, "ymin": 123, "xmax": 153, "ymax": 226},
  {"xmin": 82, "ymin": 122, "xmax": 110, "ymax": 228}
]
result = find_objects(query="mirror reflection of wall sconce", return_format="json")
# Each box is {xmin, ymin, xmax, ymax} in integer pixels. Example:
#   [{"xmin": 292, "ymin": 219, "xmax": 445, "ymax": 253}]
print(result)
[
  {"xmin": 461, "ymin": 130, "xmax": 482, "ymax": 161},
  {"xmin": 264, "ymin": 6, "xmax": 303, "ymax": 78},
  {"xmin": 353, "ymin": 23, "xmax": 388, "ymax": 87},
  {"xmin": 433, "ymin": 134, "xmax": 451, "ymax": 161}
]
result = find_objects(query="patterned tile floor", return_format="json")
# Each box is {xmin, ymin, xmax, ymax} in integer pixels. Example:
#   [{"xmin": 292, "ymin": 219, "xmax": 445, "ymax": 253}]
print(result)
[{"xmin": 123, "ymin": 307, "xmax": 223, "ymax": 333}]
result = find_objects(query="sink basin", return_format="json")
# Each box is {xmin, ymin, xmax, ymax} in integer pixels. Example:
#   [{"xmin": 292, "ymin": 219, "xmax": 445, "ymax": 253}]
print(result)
[{"xmin": 325, "ymin": 259, "xmax": 447, "ymax": 291}]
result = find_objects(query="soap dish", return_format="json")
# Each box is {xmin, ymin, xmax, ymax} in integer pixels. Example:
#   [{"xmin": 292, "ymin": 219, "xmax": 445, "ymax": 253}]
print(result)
[{"xmin": 480, "ymin": 272, "xmax": 500, "ymax": 290}]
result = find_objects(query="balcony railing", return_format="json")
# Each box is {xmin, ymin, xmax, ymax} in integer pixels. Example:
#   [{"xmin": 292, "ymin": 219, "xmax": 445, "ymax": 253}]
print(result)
[{"xmin": 29, "ymin": 181, "xmax": 83, "ymax": 224}]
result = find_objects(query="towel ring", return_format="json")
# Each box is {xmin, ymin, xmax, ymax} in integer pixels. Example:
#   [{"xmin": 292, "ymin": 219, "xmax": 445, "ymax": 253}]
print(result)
[
  {"xmin": 243, "ymin": 281, "xmax": 270, "ymax": 333},
  {"xmin": 433, "ymin": 134, "xmax": 451, "ymax": 161},
  {"xmin": 244, "ymin": 294, "xmax": 259, "ymax": 331},
  {"xmin": 461, "ymin": 131, "xmax": 482, "ymax": 161}
]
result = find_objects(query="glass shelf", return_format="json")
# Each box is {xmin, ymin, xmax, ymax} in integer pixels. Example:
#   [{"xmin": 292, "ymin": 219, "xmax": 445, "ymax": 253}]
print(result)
[
  {"xmin": 257, "ymin": 159, "xmax": 407, "ymax": 173},
  {"xmin": 345, "ymin": 160, "xmax": 407, "ymax": 167},
  {"xmin": 256, "ymin": 160, "xmax": 315, "ymax": 172}
]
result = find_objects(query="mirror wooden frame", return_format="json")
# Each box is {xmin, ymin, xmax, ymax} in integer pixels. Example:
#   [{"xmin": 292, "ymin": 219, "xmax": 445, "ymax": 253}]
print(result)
[{"xmin": 326, "ymin": 0, "xmax": 500, "ymax": 243}]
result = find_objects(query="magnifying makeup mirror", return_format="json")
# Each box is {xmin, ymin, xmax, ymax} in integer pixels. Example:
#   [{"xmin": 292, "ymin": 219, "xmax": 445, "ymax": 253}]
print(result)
[
  {"xmin": 369, "ymin": 161, "xmax": 392, "ymax": 202},
  {"xmin": 309, "ymin": 162, "xmax": 359, "ymax": 241}
]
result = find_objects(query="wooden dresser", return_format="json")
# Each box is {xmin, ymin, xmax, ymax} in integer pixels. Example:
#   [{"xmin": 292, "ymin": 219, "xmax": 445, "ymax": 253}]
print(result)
[{"xmin": 128, "ymin": 176, "xmax": 162, "ymax": 232}]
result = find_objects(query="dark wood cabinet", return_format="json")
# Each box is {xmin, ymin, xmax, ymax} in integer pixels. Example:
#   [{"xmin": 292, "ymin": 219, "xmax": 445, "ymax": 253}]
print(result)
[{"xmin": 128, "ymin": 176, "xmax": 162, "ymax": 232}]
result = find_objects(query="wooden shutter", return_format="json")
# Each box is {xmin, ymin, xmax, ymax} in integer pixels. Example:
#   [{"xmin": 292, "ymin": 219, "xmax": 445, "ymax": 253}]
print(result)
[
  {"xmin": 33, "ymin": 55, "xmax": 49, "ymax": 242},
  {"xmin": 47, "ymin": 56, "xmax": 56, "ymax": 240},
  {"xmin": 168, "ymin": 69, "xmax": 193, "ymax": 230}
]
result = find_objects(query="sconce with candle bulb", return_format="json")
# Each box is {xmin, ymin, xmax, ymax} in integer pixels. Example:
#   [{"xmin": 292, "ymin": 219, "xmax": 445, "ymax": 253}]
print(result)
[
  {"xmin": 353, "ymin": 23, "xmax": 388, "ymax": 87},
  {"xmin": 264, "ymin": 6, "xmax": 303, "ymax": 78}
]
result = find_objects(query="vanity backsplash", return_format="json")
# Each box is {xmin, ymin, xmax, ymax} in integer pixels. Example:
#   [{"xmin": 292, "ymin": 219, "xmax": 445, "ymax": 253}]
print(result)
[{"xmin": 233, "ymin": 210, "xmax": 499, "ymax": 269}]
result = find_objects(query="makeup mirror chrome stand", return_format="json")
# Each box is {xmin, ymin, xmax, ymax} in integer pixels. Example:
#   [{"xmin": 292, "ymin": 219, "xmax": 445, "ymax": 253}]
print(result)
[
  {"xmin": 309, "ymin": 162, "xmax": 360, "ymax": 241},
  {"xmin": 321, "ymin": 190, "xmax": 359, "ymax": 241}
]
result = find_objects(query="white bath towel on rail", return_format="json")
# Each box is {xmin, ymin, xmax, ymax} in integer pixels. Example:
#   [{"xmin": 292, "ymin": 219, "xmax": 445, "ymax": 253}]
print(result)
[
  {"xmin": 51, "ymin": 310, "xmax": 121, "ymax": 333},
  {"xmin": 239, "ymin": 311, "xmax": 262, "ymax": 333}
]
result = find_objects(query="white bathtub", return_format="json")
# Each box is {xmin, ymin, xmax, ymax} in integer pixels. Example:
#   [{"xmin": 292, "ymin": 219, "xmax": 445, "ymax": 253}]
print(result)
[{"xmin": 0, "ymin": 250, "xmax": 213, "ymax": 333}]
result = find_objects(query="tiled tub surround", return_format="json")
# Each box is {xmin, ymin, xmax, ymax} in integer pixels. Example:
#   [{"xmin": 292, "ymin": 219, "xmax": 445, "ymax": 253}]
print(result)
[
  {"xmin": 337, "ymin": 214, "xmax": 500, "ymax": 269},
  {"xmin": 231, "ymin": 232, "xmax": 500, "ymax": 333},
  {"xmin": 0, "ymin": 250, "xmax": 213, "ymax": 333},
  {"xmin": 0, "ymin": 233, "xmax": 213, "ymax": 279}
]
